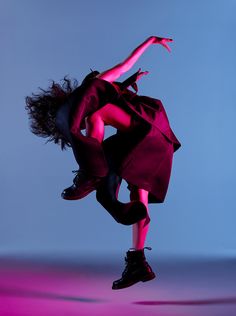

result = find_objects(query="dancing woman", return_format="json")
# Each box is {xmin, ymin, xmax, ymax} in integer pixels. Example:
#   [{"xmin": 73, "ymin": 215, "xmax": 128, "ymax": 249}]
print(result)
[{"xmin": 25, "ymin": 36, "xmax": 181, "ymax": 289}]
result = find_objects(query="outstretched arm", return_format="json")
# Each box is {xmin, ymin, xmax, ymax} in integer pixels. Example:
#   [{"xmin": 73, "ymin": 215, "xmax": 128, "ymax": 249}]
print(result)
[{"xmin": 96, "ymin": 36, "xmax": 173, "ymax": 83}]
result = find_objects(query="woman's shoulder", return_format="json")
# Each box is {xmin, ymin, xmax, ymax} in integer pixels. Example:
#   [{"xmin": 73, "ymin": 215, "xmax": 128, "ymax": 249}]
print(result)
[{"xmin": 81, "ymin": 70, "xmax": 100, "ymax": 84}]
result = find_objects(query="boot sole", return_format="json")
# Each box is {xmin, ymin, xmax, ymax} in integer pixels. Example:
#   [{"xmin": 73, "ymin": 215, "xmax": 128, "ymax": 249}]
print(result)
[
  {"xmin": 112, "ymin": 272, "xmax": 156, "ymax": 290},
  {"xmin": 61, "ymin": 187, "xmax": 97, "ymax": 200}
]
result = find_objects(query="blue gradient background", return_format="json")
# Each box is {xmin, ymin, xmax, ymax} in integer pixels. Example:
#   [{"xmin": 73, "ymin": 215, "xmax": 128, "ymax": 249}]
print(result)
[{"xmin": 1, "ymin": 0, "xmax": 235, "ymax": 258}]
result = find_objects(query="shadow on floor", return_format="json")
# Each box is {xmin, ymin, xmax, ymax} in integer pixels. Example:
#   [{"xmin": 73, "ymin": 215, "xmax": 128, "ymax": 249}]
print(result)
[
  {"xmin": 0, "ymin": 286, "xmax": 107, "ymax": 303},
  {"xmin": 133, "ymin": 297, "xmax": 236, "ymax": 306}
]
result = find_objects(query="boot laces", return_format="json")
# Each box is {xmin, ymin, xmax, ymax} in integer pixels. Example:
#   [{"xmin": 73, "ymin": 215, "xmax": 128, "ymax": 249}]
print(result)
[
  {"xmin": 144, "ymin": 246, "xmax": 152, "ymax": 251},
  {"xmin": 72, "ymin": 169, "xmax": 87, "ymax": 185},
  {"xmin": 122, "ymin": 247, "xmax": 152, "ymax": 277},
  {"xmin": 128, "ymin": 246, "xmax": 152, "ymax": 251},
  {"xmin": 122, "ymin": 257, "xmax": 131, "ymax": 277}
]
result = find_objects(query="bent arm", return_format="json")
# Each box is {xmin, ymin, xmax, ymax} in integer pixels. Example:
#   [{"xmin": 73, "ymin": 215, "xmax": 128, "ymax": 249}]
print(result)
[{"xmin": 96, "ymin": 36, "xmax": 155, "ymax": 82}]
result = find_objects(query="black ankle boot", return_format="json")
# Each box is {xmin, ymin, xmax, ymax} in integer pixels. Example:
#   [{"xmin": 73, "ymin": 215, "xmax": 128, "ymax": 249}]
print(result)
[
  {"xmin": 61, "ymin": 169, "xmax": 103, "ymax": 200},
  {"xmin": 112, "ymin": 247, "xmax": 156, "ymax": 290}
]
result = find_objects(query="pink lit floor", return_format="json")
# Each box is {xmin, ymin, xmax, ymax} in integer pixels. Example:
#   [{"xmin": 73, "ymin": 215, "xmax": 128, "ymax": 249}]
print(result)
[{"xmin": 0, "ymin": 255, "xmax": 235, "ymax": 316}]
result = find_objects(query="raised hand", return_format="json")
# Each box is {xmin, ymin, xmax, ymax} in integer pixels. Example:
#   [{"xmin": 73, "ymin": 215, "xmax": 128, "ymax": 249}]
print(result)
[
  {"xmin": 136, "ymin": 68, "xmax": 149, "ymax": 81},
  {"xmin": 150, "ymin": 36, "xmax": 173, "ymax": 52}
]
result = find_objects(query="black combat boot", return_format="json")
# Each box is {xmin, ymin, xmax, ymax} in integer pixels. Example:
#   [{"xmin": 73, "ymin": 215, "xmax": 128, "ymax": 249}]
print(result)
[
  {"xmin": 61, "ymin": 169, "xmax": 103, "ymax": 200},
  {"xmin": 112, "ymin": 247, "xmax": 156, "ymax": 290}
]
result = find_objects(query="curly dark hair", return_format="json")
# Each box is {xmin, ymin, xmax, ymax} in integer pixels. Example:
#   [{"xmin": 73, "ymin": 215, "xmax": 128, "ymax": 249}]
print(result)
[{"xmin": 25, "ymin": 77, "xmax": 79, "ymax": 150}]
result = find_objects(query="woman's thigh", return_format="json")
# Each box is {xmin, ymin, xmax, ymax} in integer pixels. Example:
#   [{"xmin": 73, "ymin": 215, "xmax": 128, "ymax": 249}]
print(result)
[{"xmin": 90, "ymin": 103, "xmax": 133, "ymax": 132}]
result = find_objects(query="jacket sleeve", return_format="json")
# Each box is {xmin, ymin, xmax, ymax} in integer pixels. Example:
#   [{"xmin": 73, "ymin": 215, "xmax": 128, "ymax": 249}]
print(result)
[{"xmin": 118, "ymin": 70, "xmax": 139, "ymax": 93}]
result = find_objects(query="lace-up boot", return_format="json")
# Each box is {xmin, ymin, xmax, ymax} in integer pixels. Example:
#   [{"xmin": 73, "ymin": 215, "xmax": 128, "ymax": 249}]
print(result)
[
  {"xmin": 112, "ymin": 247, "xmax": 156, "ymax": 290},
  {"xmin": 61, "ymin": 170, "xmax": 103, "ymax": 200}
]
